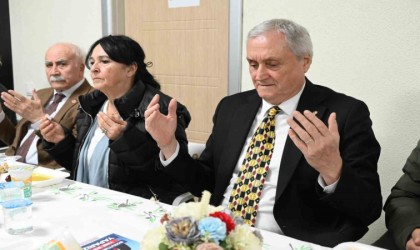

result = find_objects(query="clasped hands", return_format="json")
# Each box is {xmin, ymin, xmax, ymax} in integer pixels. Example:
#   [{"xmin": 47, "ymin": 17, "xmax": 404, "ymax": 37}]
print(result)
[
  {"xmin": 1, "ymin": 89, "xmax": 44, "ymax": 123},
  {"xmin": 288, "ymin": 110, "xmax": 342, "ymax": 185},
  {"xmin": 96, "ymin": 112, "xmax": 127, "ymax": 140}
]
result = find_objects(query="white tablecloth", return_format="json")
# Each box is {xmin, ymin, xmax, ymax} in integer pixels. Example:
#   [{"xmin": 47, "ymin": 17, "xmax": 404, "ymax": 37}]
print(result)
[{"xmin": 0, "ymin": 178, "xmax": 384, "ymax": 250}]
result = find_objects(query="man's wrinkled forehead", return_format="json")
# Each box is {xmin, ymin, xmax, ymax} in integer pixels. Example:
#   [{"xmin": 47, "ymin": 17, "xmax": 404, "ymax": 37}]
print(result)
[
  {"xmin": 45, "ymin": 58, "xmax": 70, "ymax": 65},
  {"xmin": 45, "ymin": 45, "xmax": 75, "ymax": 62}
]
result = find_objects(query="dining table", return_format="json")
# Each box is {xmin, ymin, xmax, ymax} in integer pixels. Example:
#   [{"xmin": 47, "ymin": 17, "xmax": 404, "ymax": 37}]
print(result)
[{"xmin": 0, "ymin": 168, "xmax": 385, "ymax": 250}]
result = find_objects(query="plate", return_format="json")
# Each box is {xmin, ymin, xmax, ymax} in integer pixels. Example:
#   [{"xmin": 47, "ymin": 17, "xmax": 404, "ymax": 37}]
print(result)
[
  {"xmin": 0, "ymin": 155, "xmax": 22, "ymax": 173},
  {"xmin": 1, "ymin": 161, "xmax": 35, "ymax": 181},
  {"xmin": 0, "ymin": 154, "xmax": 22, "ymax": 161},
  {"xmin": 31, "ymin": 166, "xmax": 70, "ymax": 187}
]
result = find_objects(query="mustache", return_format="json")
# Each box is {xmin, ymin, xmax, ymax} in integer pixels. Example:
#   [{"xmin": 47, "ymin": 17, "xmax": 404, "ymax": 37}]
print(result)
[{"xmin": 49, "ymin": 76, "xmax": 66, "ymax": 82}]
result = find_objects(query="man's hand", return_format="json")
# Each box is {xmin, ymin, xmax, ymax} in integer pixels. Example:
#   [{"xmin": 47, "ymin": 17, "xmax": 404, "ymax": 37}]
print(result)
[
  {"xmin": 407, "ymin": 228, "xmax": 420, "ymax": 250},
  {"xmin": 287, "ymin": 110, "xmax": 342, "ymax": 185},
  {"xmin": 145, "ymin": 94, "xmax": 178, "ymax": 159},
  {"xmin": 1, "ymin": 89, "xmax": 44, "ymax": 123},
  {"xmin": 39, "ymin": 115, "xmax": 65, "ymax": 143}
]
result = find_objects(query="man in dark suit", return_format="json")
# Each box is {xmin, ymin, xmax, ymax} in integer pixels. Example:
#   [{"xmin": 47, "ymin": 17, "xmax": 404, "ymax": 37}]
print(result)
[
  {"xmin": 144, "ymin": 19, "xmax": 382, "ymax": 247},
  {"xmin": 0, "ymin": 43, "xmax": 93, "ymax": 168}
]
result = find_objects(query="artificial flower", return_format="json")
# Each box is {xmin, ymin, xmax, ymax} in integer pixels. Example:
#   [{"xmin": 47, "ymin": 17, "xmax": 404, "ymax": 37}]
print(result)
[
  {"xmin": 160, "ymin": 213, "xmax": 170, "ymax": 224},
  {"xmin": 198, "ymin": 217, "xmax": 226, "ymax": 243},
  {"xmin": 209, "ymin": 211, "xmax": 235, "ymax": 233},
  {"xmin": 165, "ymin": 217, "xmax": 201, "ymax": 245},
  {"xmin": 141, "ymin": 225, "xmax": 166, "ymax": 250},
  {"xmin": 226, "ymin": 224, "xmax": 262, "ymax": 250},
  {"xmin": 196, "ymin": 242, "xmax": 224, "ymax": 250},
  {"xmin": 142, "ymin": 191, "xmax": 262, "ymax": 250},
  {"xmin": 172, "ymin": 192, "xmax": 223, "ymax": 220}
]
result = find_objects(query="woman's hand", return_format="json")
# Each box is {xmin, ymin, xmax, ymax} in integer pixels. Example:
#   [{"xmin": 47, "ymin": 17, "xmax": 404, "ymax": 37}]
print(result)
[
  {"xmin": 97, "ymin": 112, "xmax": 127, "ymax": 140},
  {"xmin": 145, "ymin": 94, "xmax": 178, "ymax": 159}
]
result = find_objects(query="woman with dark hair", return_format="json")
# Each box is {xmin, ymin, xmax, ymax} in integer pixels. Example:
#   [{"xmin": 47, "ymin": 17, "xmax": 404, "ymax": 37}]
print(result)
[{"xmin": 40, "ymin": 35, "xmax": 191, "ymax": 204}]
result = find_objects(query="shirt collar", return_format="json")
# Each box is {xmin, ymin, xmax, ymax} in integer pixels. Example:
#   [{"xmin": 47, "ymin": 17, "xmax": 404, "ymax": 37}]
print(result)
[{"xmin": 261, "ymin": 81, "xmax": 306, "ymax": 116}]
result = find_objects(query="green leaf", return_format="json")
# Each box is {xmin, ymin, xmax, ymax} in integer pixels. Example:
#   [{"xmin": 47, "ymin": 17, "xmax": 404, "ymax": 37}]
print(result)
[{"xmin": 158, "ymin": 243, "xmax": 169, "ymax": 250}]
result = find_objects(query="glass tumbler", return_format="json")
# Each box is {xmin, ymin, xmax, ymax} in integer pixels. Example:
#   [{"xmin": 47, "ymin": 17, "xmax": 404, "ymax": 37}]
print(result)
[{"xmin": 2, "ymin": 198, "xmax": 33, "ymax": 234}]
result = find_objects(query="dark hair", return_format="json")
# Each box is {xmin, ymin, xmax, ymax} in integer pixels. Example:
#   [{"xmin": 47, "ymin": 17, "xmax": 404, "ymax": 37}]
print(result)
[{"xmin": 85, "ymin": 35, "xmax": 160, "ymax": 90}]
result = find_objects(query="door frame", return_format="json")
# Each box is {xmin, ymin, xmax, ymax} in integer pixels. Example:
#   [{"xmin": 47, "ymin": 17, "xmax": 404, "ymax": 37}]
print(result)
[{"xmin": 101, "ymin": 0, "xmax": 242, "ymax": 95}]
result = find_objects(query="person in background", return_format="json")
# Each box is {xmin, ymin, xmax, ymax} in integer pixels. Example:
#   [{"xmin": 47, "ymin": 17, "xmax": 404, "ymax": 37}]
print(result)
[
  {"xmin": 374, "ymin": 140, "xmax": 420, "ymax": 250},
  {"xmin": 0, "ymin": 84, "xmax": 17, "ymax": 126},
  {"xmin": 0, "ymin": 43, "xmax": 92, "ymax": 168},
  {"xmin": 40, "ymin": 35, "xmax": 191, "ymax": 204},
  {"xmin": 145, "ymin": 19, "xmax": 382, "ymax": 247},
  {"xmin": 0, "ymin": 84, "xmax": 17, "ymax": 149},
  {"xmin": 0, "ymin": 56, "xmax": 17, "ymax": 146}
]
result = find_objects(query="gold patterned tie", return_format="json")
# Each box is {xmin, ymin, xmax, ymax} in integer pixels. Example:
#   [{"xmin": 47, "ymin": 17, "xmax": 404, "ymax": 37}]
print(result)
[{"xmin": 228, "ymin": 106, "xmax": 280, "ymax": 226}]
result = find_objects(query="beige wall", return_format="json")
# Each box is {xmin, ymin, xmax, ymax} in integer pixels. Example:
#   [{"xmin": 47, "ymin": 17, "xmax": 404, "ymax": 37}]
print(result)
[
  {"xmin": 9, "ymin": 0, "xmax": 102, "ymax": 96},
  {"xmin": 242, "ymin": 0, "xmax": 420, "ymax": 244}
]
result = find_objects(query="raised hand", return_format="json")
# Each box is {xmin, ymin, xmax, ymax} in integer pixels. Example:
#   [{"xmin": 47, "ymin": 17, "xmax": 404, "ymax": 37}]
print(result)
[
  {"xmin": 1, "ymin": 89, "xmax": 44, "ymax": 123},
  {"xmin": 287, "ymin": 110, "xmax": 342, "ymax": 185},
  {"xmin": 145, "ymin": 94, "xmax": 178, "ymax": 159}
]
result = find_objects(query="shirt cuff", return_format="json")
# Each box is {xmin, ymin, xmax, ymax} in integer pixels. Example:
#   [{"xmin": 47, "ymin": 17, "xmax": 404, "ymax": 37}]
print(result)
[
  {"xmin": 160, "ymin": 141, "xmax": 180, "ymax": 167},
  {"xmin": 0, "ymin": 110, "xmax": 4, "ymax": 123},
  {"xmin": 30, "ymin": 119, "xmax": 42, "ymax": 130},
  {"xmin": 318, "ymin": 175, "xmax": 339, "ymax": 194}
]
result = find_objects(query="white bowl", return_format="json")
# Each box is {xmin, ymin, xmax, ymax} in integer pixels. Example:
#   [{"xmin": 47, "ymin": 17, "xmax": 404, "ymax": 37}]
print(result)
[{"xmin": 31, "ymin": 167, "xmax": 70, "ymax": 187}]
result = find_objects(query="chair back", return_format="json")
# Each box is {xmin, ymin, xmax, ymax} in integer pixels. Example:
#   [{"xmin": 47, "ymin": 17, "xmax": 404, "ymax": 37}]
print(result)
[{"xmin": 188, "ymin": 142, "xmax": 205, "ymax": 159}]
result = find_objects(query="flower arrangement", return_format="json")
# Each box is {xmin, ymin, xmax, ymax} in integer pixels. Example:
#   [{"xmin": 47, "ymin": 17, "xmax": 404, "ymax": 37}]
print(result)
[{"xmin": 142, "ymin": 191, "xmax": 263, "ymax": 250}]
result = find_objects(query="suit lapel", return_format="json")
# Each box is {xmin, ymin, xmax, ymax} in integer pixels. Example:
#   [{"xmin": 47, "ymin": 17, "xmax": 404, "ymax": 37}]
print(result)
[
  {"xmin": 275, "ymin": 80, "xmax": 328, "ymax": 200},
  {"xmin": 218, "ymin": 92, "xmax": 261, "ymax": 185},
  {"xmin": 54, "ymin": 80, "xmax": 91, "ymax": 121},
  {"xmin": 37, "ymin": 88, "xmax": 54, "ymax": 108}
]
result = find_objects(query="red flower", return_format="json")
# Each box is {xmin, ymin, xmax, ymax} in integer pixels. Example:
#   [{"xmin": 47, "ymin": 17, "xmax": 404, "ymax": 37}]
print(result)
[
  {"xmin": 209, "ymin": 211, "xmax": 235, "ymax": 233},
  {"xmin": 160, "ymin": 213, "xmax": 170, "ymax": 224}
]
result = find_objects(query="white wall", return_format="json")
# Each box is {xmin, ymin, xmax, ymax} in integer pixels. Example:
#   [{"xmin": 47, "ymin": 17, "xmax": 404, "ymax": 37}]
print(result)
[
  {"xmin": 242, "ymin": 0, "xmax": 420, "ymax": 244},
  {"xmin": 9, "ymin": 0, "xmax": 102, "ymax": 96}
]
